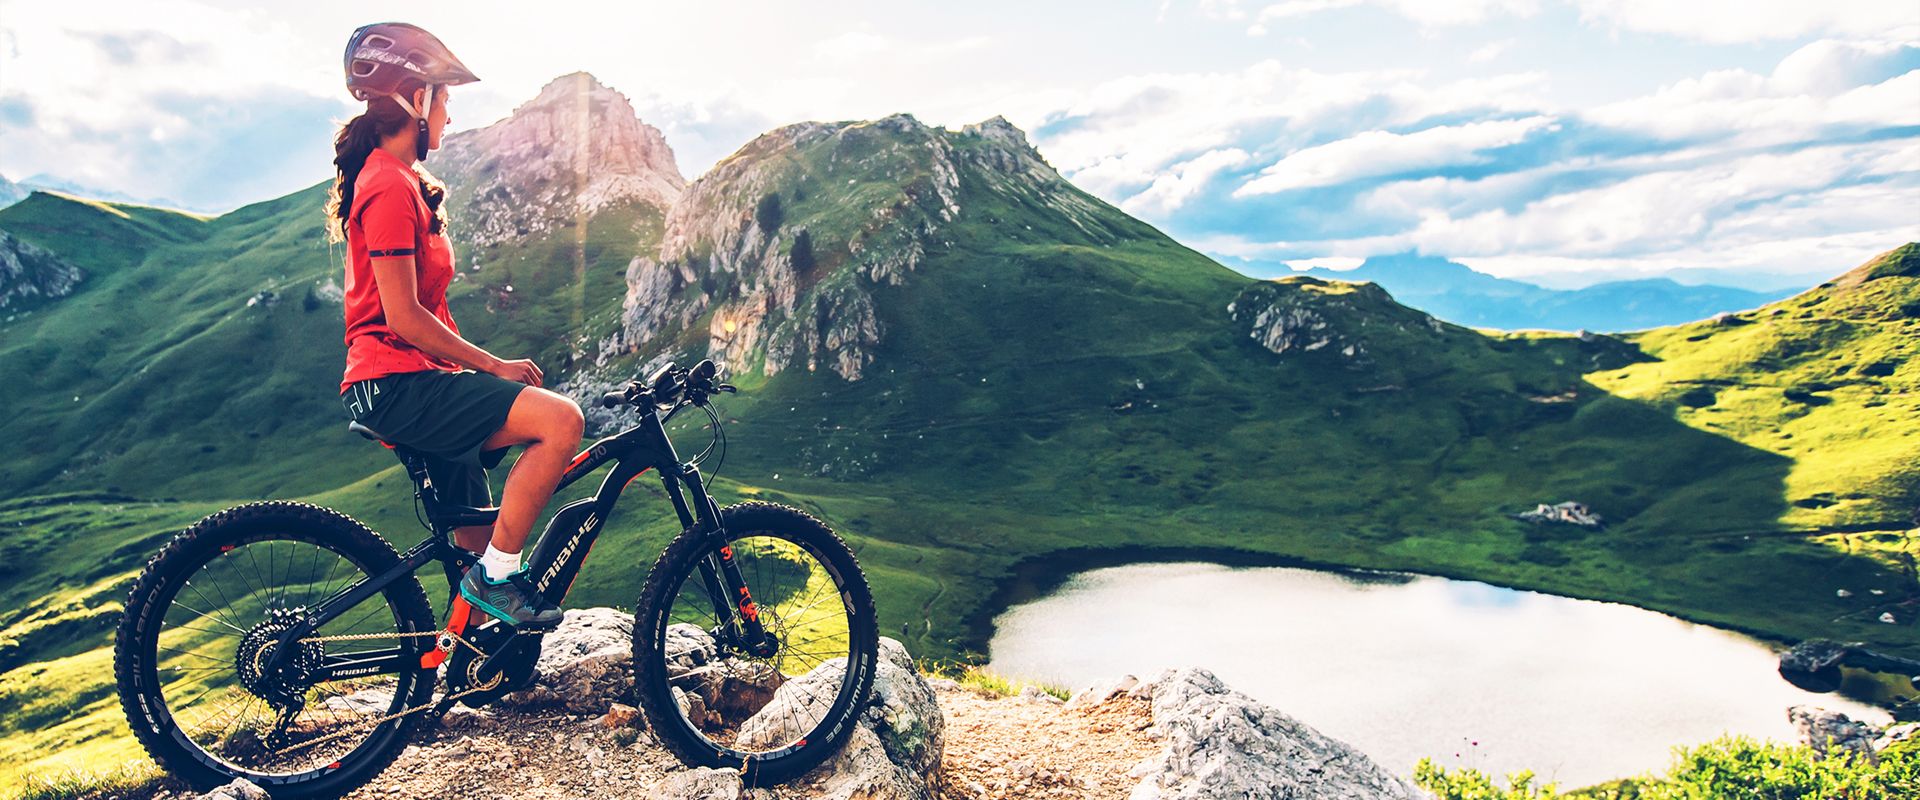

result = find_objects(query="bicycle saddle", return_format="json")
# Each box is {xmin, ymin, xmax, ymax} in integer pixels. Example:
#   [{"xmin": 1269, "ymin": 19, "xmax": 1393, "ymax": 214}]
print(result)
[{"xmin": 347, "ymin": 420, "xmax": 394, "ymax": 443}]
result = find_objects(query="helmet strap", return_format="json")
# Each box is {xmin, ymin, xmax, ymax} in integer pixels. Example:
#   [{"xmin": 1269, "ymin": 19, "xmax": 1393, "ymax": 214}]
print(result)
[
  {"xmin": 387, "ymin": 86, "xmax": 437, "ymax": 162},
  {"xmin": 415, "ymin": 85, "xmax": 435, "ymax": 162}
]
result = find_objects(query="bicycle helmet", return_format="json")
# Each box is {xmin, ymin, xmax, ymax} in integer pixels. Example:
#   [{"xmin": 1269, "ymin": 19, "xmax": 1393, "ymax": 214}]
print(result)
[{"xmin": 344, "ymin": 22, "xmax": 479, "ymax": 160}]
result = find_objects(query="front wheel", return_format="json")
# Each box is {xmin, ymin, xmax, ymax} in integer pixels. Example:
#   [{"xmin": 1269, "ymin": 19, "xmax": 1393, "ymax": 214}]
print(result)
[{"xmin": 632, "ymin": 501, "xmax": 879, "ymax": 785}]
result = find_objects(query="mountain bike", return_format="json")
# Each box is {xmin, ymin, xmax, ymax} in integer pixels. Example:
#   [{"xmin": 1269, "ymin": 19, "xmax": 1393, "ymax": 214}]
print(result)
[{"xmin": 113, "ymin": 359, "xmax": 879, "ymax": 797}]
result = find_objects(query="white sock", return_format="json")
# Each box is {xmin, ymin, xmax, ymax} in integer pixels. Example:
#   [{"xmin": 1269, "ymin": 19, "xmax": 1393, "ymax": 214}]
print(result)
[{"xmin": 479, "ymin": 544, "xmax": 521, "ymax": 581}]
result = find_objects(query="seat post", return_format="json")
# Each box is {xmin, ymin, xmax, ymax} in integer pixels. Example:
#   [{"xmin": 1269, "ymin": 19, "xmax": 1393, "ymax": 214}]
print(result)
[{"xmin": 397, "ymin": 452, "xmax": 445, "ymax": 522}]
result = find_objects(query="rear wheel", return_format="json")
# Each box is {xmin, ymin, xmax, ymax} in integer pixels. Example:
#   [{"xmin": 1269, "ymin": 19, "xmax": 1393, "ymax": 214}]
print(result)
[
  {"xmin": 114, "ymin": 501, "xmax": 436, "ymax": 798},
  {"xmin": 632, "ymin": 501, "xmax": 879, "ymax": 785}
]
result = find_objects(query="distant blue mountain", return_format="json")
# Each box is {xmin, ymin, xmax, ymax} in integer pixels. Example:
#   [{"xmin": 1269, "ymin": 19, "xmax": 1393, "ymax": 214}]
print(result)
[
  {"xmin": 0, "ymin": 173, "xmax": 197, "ymax": 213},
  {"xmin": 1263, "ymin": 253, "xmax": 1793, "ymax": 332}
]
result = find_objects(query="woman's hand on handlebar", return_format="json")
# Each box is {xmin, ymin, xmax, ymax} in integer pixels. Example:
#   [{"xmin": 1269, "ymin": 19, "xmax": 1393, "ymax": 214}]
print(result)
[{"xmin": 486, "ymin": 357, "xmax": 544, "ymax": 387}]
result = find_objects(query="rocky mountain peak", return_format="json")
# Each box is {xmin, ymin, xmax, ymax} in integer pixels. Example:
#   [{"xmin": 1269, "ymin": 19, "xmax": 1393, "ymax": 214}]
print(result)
[
  {"xmin": 611, "ymin": 112, "xmax": 1122, "ymax": 381},
  {"xmin": 433, "ymin": 72, "xmax": 686, "ymax": 247}
]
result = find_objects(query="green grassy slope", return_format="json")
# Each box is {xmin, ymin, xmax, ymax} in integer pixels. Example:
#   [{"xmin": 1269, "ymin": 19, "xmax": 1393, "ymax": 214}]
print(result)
[
  {"xmin": 0, "ymin": 120, "xmax": 1913, "ymax": 787},
  {"xmin": 0, "ymin": 182, "xmax": 664, "ymax": 501},
  {"xmin": 1594, "ymin": 244, "xmax": 1920, "ymax": 531}
]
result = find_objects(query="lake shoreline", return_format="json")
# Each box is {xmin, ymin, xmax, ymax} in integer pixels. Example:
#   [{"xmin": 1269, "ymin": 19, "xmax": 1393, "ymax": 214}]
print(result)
[
  {"xmin": 962, "ymin": 543, "xmax": 1806, "ymax": 665},
  {"xmin": 961, "ymin": 543, "xmax": 1914, "ymax": 716},
  {"xmin": 981, "ymin": 560, "xmax": 1901, "ymax": 786}
]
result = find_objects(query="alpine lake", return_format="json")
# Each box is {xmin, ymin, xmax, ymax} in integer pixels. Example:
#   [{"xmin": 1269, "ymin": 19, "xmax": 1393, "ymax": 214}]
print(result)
[{"xmin": 986, "ymin": 560, "xmax": 1911, "ymax": 788}]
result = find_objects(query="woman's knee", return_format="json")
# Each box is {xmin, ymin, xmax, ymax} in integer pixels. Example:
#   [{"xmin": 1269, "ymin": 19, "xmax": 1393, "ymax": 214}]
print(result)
[
  {"xmin": 549, "ymin": 395, "xmax": 584, "ymax": 443},
  {"xmin": 525, "ymin": 388, "xmax": 582, "ymax": 444}
]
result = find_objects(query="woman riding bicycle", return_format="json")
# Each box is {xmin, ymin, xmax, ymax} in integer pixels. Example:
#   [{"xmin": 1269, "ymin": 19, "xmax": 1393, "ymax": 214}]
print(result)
[{"xmin": 327, "ymin": 22, "xmax": 578, "ymax": 629}]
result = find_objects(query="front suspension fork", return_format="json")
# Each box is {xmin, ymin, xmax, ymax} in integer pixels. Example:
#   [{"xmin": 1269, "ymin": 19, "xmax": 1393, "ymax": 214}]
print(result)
[
  {"xmin": 699, "ymin": 539, "xmax": 777, "ymax": 657},
  {"xmin": 674, "ymin": 463, "xmax": 776, "ymax": 657}
]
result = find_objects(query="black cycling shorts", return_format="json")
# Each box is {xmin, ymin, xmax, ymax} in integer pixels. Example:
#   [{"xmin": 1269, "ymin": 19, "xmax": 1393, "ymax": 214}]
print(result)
[{"xmin": 340, "ymin": 369, "xmax": 526, "ymax": 507}]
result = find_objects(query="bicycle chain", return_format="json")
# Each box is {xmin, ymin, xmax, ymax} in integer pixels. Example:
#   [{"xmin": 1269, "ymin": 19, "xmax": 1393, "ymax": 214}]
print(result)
[{"xmin": 267, "ymin": 629, "xmax": 488, "ymax": 756}]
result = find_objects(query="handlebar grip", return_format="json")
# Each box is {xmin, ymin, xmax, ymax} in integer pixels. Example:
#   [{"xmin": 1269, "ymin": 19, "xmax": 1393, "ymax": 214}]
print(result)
[{"xmin": 599, "ymin": 391, "xmax": 626, "ymax": 409}]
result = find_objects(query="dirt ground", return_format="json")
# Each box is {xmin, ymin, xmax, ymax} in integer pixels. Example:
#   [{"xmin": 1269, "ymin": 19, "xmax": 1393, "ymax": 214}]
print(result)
[{"xmin": 137, "ymin": 680, "xmax": 1162, "ymax": 799}]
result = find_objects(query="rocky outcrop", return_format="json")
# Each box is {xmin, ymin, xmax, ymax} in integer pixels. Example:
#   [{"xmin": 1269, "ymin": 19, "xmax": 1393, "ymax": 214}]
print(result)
[
  {"xmin": 492, "ymin": 608, "xmax": 942, "ymax": 800},
  {"xmin": 1118, "ymin": 667, "xmax": 1423, "ymax": 800},
  {"xmin": 612, "ymin": 113, "xmax": 1121, "ymax": 381},
  {"xmin": 186, "ymin": 778, "xmax": 269, "ymax": 800},
  {"xmin": 732, "ymin": 637, "xmax": 943, "ymax": 799},
  {"xmin": 1229, "ymin": 277, "xmax": 1445, "ymax": 366},
  {"xmin": 434, "ymin": 72, "xmax": 685, "ymax": 249},
  {"xmin": 1789, "ymin": 705, "xmax": 1877, "ymax": 760},
  {"xmin": 0, "ymin": 229, "xmax": 84, "ymax": 308},
  {"xmin": 1514, "ymin": 501, "xmax": 1603, "ymax": 528},
  {"xmin": 497, "ymin": 607, "xmax": 636, "ymax": 713},
  {"xmin": 648, "ymin": 767, "xmax": 745, "ymax": 800},
  {"xmin": 1779, "ymin": 639, "xmax": 1920, "ymax": 695}
]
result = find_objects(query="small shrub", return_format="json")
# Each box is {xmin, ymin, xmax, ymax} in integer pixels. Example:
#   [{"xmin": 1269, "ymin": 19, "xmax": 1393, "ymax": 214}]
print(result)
[
  {"xmin": 1414, "ymin": 759, "xmax": 1559, "ymax": 799},
  {"xmin": 790, "ymin": 229, "xmax": 816, "ymax": 274},
  {"xmin": 755, "ymin": 192, "xmax": 784, "ymax": 232},
  {"xmin": 1676, "ymin": 387, "xmax": 1716, "ymax": 408},
  {"xmin": 927, "ymin": 664, "xmax": 1071, "ymax": 701},
  {"xmin": 1419, "ymin": 736, "xmax": 1920, "ymax": 799}
]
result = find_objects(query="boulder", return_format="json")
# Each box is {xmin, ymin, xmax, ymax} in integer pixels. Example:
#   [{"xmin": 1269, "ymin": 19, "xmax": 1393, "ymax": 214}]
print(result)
[
  {"xmin": 503, "ymin": 607, "xmax": 634, "ymax": 713},
  {"xmin": 1781, "ymin": 639, "xmax": 1853, "ymax": 674},
  {"xmin": 1066, "ymin": 674, "xmax": 1140, "ymax": 709},
  {"xmin": 1019, "ymin": 685, "xmax": 1065, "ymax": 706},
  {"xmin": 1875, "ymin": 722, "xmax": 1920, "ymax": 752},
  {"xmin": 1788, "ymin": 705, "xmax": 1876, "ymax": 759},
  {"xmin": 191, "ymin": 778, "xmax": 269, "ymax": 800},
  {"xmin": 646, "ymin": 767, "xmax": 744, "ymax": 800},
  {"xmin": 1126, "ymin": 667, "xmax": 1421, "ymax": 800},
  {"xmin": 737, "ymin": 637, "xmax": 943, "ymax": 799}
]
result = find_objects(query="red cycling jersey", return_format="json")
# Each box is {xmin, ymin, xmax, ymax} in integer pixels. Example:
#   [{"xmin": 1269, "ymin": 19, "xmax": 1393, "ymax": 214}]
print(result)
[{"xmin": 340, "ymin": 147, "xmax": 464, "ymax": 392}]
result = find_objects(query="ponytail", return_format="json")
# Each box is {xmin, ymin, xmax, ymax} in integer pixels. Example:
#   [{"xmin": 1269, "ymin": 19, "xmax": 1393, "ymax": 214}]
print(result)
[{"xmin": 324, "ymin": 85, "xmax": 450, "ymax": 243}]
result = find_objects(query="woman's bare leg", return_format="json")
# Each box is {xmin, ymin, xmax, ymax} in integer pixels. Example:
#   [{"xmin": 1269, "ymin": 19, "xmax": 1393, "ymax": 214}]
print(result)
[
  {"xmin": 476, "ymin": 387, "xmax": 585, "ymax": 555},
  {"xmin": 452, "ymin": 525, "xmax": 491, "ymax": 553}
]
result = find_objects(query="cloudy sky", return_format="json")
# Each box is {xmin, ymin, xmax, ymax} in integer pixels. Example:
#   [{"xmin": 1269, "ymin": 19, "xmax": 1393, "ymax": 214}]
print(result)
[{"xmin": 2, "ymin": 1, "xmax": 1915, "ymax": 288}]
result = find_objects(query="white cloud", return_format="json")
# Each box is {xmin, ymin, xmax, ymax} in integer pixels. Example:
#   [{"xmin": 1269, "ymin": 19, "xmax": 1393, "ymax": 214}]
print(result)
[
  {"xmin": 1770, "ymin": 39, "xmax": 1920, "ymax": 95},
  {"xmin": 1287, "ymin": 255, "xmax": 1365, "ymax": 270},
  {"xmin": 1235, "ymin": 116, "xmax": 1558, "ymax": 195},
  {"xmin": 1468, "ymin": 39, "xmax": 1515, "ymax": 63},
  {"xmin": 1035, "ymin": 29, "xmax": 1918, "ymax": 284},
  {"xmin": 1122, "ymin": 147, "xmax": 1250, "ymax": 215},
  {"xmin": 810, "ymin": 31, "xmax": 992, "ymax": 64},
  {"xmin": 1583, "ymin": 41, "xmax": 1920, "ymax": 145},
  {"xmin": 1572, "ymin": 0, "xmax": 1920, "ymax": 44},
  {"xmin": 1198, "ymin": 0, "xmax": 1539, "ymax": 33},
  {"xmin": 0, "ymin": 2, "xmax": 344, "ymax": 209},
  {"xmin": 1401, "ymin": 139, "xmax": 1918, "ymax": 257},
  {"xmin": 1035, "ymin": 60, "xmax": 1548, "ymax": 202}
]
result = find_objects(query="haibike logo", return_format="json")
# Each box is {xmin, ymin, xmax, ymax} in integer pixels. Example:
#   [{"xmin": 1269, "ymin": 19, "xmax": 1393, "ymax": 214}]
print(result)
[
  {"xmin": 332, "ymin": 665, "xmax": 381, "ymax": 678},
  {"xmin": 540, "ymin": 513, "xmax": 598, "ymax": 586}
]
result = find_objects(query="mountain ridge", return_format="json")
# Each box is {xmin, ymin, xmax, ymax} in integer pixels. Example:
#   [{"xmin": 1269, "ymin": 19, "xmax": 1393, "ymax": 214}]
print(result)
[{"xmin": 1279, "ymin": 252, "xmax": 1795, "ymax": 332}]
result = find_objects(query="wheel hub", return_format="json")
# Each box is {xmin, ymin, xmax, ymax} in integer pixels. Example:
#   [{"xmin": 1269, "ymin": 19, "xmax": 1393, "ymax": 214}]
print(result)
[{"xmin": 235, "ymin": 608, "xmax": 324, "ymax": 707}]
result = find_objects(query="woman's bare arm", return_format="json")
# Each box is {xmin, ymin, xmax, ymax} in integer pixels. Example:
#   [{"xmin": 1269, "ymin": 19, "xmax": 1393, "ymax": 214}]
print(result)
[{"xmin": 371, "ymin": 255, "xmax": 543, "ymax": 386}]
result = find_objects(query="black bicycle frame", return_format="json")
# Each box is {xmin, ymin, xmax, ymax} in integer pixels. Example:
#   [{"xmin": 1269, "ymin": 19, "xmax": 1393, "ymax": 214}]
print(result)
[{"xmin": 274, "ymin": 400, "xmax": 765, "ymax": 682}]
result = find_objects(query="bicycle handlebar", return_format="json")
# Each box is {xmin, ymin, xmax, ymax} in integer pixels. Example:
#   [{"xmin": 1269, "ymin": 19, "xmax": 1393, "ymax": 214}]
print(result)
[{"xmin": 597, "ymin": 359, "xmax": 735, "ymax": 410}]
